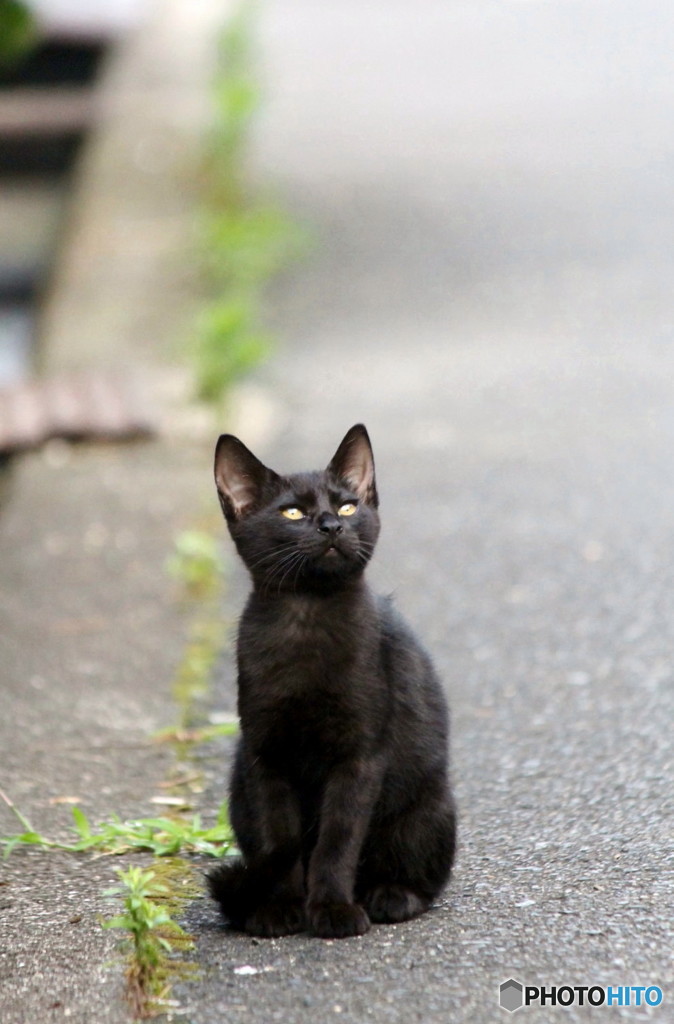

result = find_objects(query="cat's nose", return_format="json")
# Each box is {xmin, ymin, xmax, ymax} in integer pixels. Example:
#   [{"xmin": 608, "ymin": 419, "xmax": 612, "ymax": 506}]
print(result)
[{"xmin": 317, "ymin": 512, "xmax": 343, "ymax": 537}]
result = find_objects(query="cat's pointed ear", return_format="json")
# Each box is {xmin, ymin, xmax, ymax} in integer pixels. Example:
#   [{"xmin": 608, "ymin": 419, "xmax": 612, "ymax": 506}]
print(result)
[
  {"xmin": 214, "ymin": 435, "xmax": 279, "ymax": 521},
  {"xmin": 328, "ymin": 424, "xmax": 378, "ymax": 507}
]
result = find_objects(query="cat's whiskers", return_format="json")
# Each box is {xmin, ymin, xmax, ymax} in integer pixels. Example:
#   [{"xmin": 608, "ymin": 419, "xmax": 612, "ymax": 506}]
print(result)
[
  {"xmin": 259, "ymin": 548, "xmax": 307, "ymax": 597},
  {"xmin": 356, "ymin": 539, "xmax": 376, "ymax": 565},
  {"xmin": 248, "ymin": 540, "xmax": 299, "ymax": 573},
  {"xmin": 274, "ymin": 555, "xmax": 307, "ymax": 597},
  {"xmin": 277, "ymin": 551, "xmax": 308, "ymax": 596}
]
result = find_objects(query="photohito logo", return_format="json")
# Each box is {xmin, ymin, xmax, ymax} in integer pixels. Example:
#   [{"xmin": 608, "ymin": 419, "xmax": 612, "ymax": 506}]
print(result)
[
  {"xmin": 500, "ymin": 980, "xmax": 524, "ymax": 1012},
  {"xmin": 499, "ymin": 979, "xmax": 663, "ymax": 1012}
]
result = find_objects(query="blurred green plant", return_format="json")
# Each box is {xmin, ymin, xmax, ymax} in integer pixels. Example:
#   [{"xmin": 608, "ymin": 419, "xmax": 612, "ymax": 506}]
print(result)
[
  {"xmin": 200, "ymin": 204, "xmax": 303, "ymax": 290},
  {"xmin": 165, "ymin": 528, "xmax": 230, "ymax": 730},
  {"xmin": 206, "ymin": 1, "xmax": 261, "ymax": 209},
  {"xmin": 172, "ymin": 619, "xmax": 229, "ymax": 731},
  {"xmin": 166, "ymin": 529, "xmax": 225, "ymax": 599},
  {"xmin": 192, "ymin": 1, "xmax": 308, "ymax": 404},
  {"xmin": 0, "ymin": 0, "xmax": 36, "ymax": 68},
  {"xmin": 194, "ymin": 297, "xmax": 270, "ymax": 402}
]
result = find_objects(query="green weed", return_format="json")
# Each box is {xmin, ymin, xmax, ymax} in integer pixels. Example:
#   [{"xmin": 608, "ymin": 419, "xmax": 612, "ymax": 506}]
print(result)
[
  {"xmin": 200, "ymin": 204, "xmax": 305, "ymax": 289},
  {"xmin": 193, "ymin": 295, "xmax": 271, "ymax": 402},
  {"xmin": 191, "ymin": 0, "xmax": 309, "ymax": 404},
  {"xmin": 103, "ymin": 865, "xmax": 196, "ymax": 1018},
  {"xmin": 203, "ymin": 0, "xmax": 261, "ymax": 207},
  {"xmin": 171, "ymin": 618, "xmax": 228, "ymax": 731},
  {"xmin": 0, "ymin": 793, "xmax": 234, "ymax": 860},
  {"xmin": 166, "ymin": 529, "xmax": 226, "ymax": 599}
]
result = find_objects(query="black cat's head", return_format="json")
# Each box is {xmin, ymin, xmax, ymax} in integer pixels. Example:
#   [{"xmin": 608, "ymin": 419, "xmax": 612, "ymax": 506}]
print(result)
[{"xmin": 214, "ymin": 424, "xmax": 380, "ymax": 593}]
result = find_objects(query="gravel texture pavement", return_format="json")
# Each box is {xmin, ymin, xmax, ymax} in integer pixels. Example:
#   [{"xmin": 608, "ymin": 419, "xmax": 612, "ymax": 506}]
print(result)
[{"xmin": 176, "ymin": 2, "xmax": 674, "ymax": 1022}]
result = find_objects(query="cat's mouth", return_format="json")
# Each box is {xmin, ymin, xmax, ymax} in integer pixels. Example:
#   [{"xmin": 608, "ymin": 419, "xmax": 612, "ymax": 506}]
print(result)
[
  {"xmin": 310, "ymin": 537, "xmax": 357, "ymax": 572},
  {"xmin": 317, "ymin": 540, "xmax": 345, "ymax": 561}
]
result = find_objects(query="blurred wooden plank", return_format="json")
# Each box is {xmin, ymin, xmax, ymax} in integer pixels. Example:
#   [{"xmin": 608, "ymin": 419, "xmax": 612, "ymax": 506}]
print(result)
[{"xmin": 0, "ymin": 372, "xmax": 156, "ymax": 453}]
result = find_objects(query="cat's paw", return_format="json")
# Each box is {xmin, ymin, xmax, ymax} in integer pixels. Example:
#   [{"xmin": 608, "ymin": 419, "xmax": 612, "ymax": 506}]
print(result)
[
  {"xmin": 362, "ymin": 884, "xmax": 429, "ymax": 923},
  {"xmin": 308, "ymin": 901, "xmax": 370, "ymax": 939},
  {"xmin": 244, "ymin": 899, "xmax": 307, "ymax": 938}
]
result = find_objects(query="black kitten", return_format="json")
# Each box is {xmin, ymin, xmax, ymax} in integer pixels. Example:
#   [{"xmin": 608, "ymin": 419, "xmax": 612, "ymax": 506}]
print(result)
[{"xmin": 208, "ymin": 424, "xmax": 456, "ymax": 939}]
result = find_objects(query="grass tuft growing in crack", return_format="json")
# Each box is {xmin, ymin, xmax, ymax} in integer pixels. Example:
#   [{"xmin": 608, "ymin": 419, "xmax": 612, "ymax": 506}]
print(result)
[
  {"xmin": 164, "ymin": 525, "xmax": 233, "ymax": 740},
  {"xmin": 103, "ymin": 865, "xmax": 197, "ymax": 1019},
  {"xmin": 1, "ymin": 794, "xmax": 234, "ymax": 1017},
  {"xmin": 0, "ymin": 792, "xmax": 234, "ymax": 860}
]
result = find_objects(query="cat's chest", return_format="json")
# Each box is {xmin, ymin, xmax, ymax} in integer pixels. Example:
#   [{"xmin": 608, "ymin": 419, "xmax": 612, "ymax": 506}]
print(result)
[
  {"xmin": 237, "ymin": 594, "xmax": 382, "ymax": 760},
  {"xmin": 239, "ymin": 594, "xmax": 367, "ymax": 681},
  {"xmin": 248, "ymin": 689, "xmax": 362, "ymax": 775}
]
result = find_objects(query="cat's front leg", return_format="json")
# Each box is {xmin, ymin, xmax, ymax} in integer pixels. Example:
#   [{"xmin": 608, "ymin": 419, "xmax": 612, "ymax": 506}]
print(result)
[
  {"xmin": 210, "ymin": 753, "xmax": 306, "ymax": 936},
  {"xmin": 241, "ymin": 761, "xmax": 308, "ymax": 936},
  {"xmin": 306, "ymin": 755, "xmax": 384, "ymax": 939}
]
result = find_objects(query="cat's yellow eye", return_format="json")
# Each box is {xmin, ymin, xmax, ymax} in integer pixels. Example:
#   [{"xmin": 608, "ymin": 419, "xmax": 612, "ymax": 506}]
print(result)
[
  {"xmin": 281, "ymin": 507, "xmax": 305, "ymax": 520},
  {"xmin": 338, "ymin": 502, "xmax": 357, "ymax": 517}
]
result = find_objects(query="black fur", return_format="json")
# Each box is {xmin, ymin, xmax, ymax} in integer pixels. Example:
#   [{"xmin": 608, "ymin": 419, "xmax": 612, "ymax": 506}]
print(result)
[{"xmin": 208, "ymin": 424, "xmax": 456, "ymax": 939}]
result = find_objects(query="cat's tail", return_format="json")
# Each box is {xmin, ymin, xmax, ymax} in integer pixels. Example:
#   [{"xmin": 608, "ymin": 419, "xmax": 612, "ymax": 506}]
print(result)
[{"xmin": 207, "ymin": 859, "xmax": 255, "ymax": 929}]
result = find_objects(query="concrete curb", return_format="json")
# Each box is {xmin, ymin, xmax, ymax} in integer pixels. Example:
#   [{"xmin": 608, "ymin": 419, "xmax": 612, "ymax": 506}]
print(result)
[{"xmin": 0, "ymin": 4, "xmax": 244, "ymax": 1022}]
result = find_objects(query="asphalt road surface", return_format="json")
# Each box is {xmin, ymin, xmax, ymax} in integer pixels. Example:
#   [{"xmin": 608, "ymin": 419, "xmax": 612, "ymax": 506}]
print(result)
[{"xmin": 176, "ymin": 2, "xmax": 674, "ymax": 1022}]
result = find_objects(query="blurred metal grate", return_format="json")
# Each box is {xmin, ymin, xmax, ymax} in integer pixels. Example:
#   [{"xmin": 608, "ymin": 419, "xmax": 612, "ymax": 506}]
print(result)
[{"xmin": 0, "ymin": 371, "xmax": 156, "ymax": 453}]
